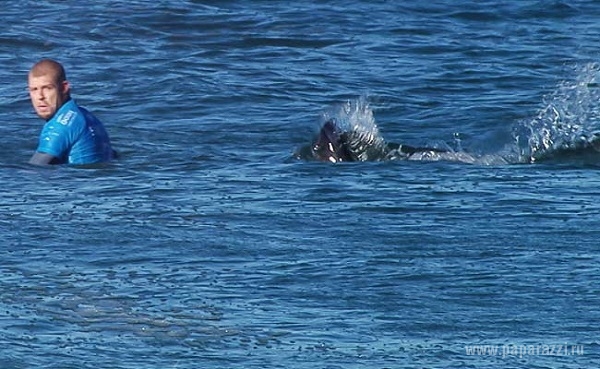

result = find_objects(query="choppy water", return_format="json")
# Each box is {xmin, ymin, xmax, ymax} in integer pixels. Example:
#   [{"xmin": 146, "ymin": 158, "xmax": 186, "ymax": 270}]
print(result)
[{"xmin": 1, "ymin": 1, "xmax": 600, "ymax": 368}]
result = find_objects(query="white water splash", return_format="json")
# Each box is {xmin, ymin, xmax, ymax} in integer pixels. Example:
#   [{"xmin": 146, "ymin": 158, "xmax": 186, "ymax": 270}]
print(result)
[
  {"xmin": 317, "ymin": 97, "xmax": 505, "ymax": 164},
  {"xmin": 321, "ymin": 97, "xmax": 388, "ymax": 161},
  {"xmin": 513, "ymin": 62, "xmax": 600, "ymax": 162},
  {"xmin": 308, "ymin": 65, "xmax": 600, "ymax": 166}
]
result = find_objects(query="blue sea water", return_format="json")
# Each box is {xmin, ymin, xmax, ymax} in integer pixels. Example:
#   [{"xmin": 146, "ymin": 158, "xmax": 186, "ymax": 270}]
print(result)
[{"xmin": 1, "ymin": 1, "xmax": 600, "ymax": 368}]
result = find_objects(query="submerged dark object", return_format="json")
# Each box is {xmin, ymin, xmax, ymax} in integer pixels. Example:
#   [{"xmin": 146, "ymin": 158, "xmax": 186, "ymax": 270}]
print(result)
[{"xmin": 310, "ymin": 118, "xmax": 447, "ymax": 162}]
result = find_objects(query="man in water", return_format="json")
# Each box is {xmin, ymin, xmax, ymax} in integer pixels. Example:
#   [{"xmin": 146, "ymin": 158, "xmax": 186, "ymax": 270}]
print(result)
[{"xmin": 28, "ymin": 58, "xmax": 115, "ymax": 165}]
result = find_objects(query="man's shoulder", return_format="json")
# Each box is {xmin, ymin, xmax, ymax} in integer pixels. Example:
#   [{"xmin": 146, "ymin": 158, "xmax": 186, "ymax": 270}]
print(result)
[{"xmin": 49, "ymin": 100, "xmax": 85, "ymax": 128}]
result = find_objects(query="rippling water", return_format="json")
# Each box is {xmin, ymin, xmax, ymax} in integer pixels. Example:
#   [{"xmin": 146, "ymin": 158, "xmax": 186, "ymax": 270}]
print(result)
[{"xmin": 1, "ymin": 1, "xmax": 600, "ymax": 368}]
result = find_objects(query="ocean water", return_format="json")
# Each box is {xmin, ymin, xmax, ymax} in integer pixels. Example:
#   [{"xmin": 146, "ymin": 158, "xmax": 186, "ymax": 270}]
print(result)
[{"xmin": 1, "ymin": 1, "xmax": 600, "ymax": 368}]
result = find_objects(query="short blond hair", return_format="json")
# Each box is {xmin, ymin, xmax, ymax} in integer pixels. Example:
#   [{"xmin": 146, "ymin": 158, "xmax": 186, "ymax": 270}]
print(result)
[{"xmin": 29, "ymin": 58, "xmax": 67, "ymax": 83}]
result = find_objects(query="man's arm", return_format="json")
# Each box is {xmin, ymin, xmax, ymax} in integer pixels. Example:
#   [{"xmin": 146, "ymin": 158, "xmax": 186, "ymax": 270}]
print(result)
[{"xmin": 29, "ymin": 152, "xmax": 61, "ymax": 166}]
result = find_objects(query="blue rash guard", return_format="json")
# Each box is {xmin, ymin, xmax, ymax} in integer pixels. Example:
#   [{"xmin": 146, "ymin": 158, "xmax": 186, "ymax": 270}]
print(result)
[{"xmin": 36, "ymin": 99, "xmax": 114, "ymax": 165}]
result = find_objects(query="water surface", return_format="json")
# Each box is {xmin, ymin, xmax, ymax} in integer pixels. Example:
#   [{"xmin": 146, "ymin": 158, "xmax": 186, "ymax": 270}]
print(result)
[{"xmin": 1, "ymin": 1, "xmax": 599, "ymax": 368}]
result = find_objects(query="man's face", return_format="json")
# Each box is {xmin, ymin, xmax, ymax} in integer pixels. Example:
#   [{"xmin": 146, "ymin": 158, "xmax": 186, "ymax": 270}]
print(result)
[{"xmin": 28, "ymin": 73, "xmax": 69, "ymax": 121}]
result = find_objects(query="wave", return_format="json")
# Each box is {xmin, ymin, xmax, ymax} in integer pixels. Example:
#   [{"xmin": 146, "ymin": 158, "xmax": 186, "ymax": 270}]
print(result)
[{"xmin": 296, "ymin": 63, "xmax": 600, "ymax": 166}]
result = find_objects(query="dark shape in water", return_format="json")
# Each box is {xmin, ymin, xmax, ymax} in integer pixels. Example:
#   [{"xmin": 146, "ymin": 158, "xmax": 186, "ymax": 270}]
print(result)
[
  {"xmin": 530, "ymin": 132, "xmax": 600, "ymax": 163},
  {"xmin": 311, "ymin": 119, "xmax": 354, "ymax": 162},
  {"xmin": 310, "ymin": 118, "xmax": 447, "ymax": 162}
]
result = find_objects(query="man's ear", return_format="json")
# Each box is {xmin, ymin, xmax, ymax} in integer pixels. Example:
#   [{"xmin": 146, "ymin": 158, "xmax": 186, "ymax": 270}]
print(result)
[{"xmin": 61, "ymin": 80, "xmax": 71, "ymax": 95}]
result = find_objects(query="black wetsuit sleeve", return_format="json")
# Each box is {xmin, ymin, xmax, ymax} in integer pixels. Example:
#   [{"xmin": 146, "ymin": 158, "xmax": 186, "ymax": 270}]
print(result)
[{"xmin": 29, "ymin": 152, "xmax": 62, "ymax": 166}]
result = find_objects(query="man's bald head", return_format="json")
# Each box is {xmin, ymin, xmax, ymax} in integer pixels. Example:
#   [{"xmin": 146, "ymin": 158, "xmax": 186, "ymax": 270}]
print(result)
[
  {"xmin": 28, "ymin": 59, "xmax": 71, "ymax": 121},
  {"xmin": 29, "ymin": 58, "xmax": 67, "ymax": 83}
]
